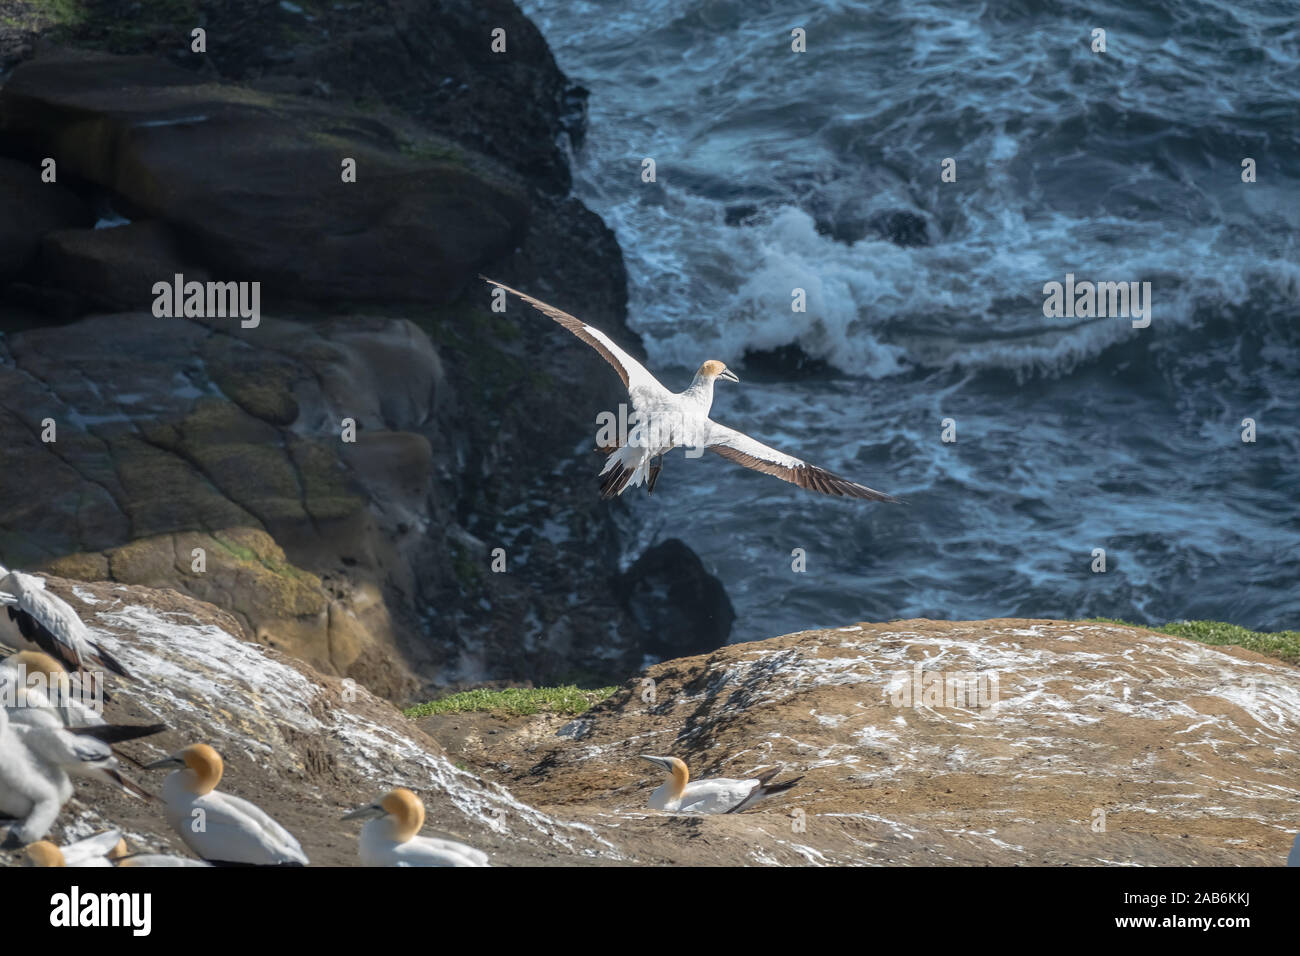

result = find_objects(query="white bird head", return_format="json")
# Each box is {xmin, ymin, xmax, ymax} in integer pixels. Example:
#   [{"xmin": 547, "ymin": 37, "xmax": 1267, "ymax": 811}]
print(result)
[
  {"xmin": 343, "ymin": 787, "xmax": 425, "ymax": 843},
  {"xmin": 697, "ymin": 359, "xmax": 739, "ymax": 384},
  {"xmin": 146, "ymin": 742, "xmax": 223, "ymax": 795}
]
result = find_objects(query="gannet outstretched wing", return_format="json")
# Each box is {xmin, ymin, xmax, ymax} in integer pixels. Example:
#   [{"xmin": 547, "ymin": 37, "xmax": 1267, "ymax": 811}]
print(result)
[
  {"xmin": 704, "ymin": 423, "xmax": 899, "ymax": 501},
  {"xmin": 480, "ymin": 278, "xmax": 900, "ymax": 502},
  {"xmin": 480, "ymin": 277, "xmax": 668, "ymax": 405},
  {"xmin": 0, "ymin": 571, "xmax": 131, "ymax": 678}
]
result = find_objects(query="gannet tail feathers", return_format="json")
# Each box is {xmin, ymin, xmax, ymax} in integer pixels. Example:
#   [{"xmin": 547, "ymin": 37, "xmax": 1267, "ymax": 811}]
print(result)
[
  {"xmin": 68, "ymin": 722, "xmax": 167, "ymax": 745},
  {"xmin": 599, "ymin": 445, "xmax": 651, "ymax": 498},
  {"xmin": 726, "ymin": 770, "xmax": 804, "ymax": 814},
  {"xmin": 89, "ymin": 642, "xmax": 131, "ymax": 679},
  {"xmin": 95, "ymin": 766, "xmax": 156, "ymax": 801}
]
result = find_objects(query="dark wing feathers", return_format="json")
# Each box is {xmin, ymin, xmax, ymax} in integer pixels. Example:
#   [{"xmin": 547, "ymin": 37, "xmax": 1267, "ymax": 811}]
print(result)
[
  {"xmin": 708, "ymin": 437, "xmax": 900, "ymax": 503},
  {"xmin": 481, "ymin": 276, "xmax": 637, "ymax": 389}
]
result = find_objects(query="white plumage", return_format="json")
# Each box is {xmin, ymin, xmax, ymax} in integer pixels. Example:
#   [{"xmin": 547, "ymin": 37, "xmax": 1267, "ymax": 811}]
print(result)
[
  {"xmin": 481, "ymin": 278, "xmax": 900, "ymax": 502},
  {"xmin": 344, "ymin": 788, "xmax": 489, "ymax": 867},
  {"xmin": 147, "ymin": 743, "xmax": 308, "ymax": 866},
  {"xmin": 641, "ymin": 755, "xmax": 803, "ymax": 814},
  {"xmin": 0, "ymin": 567, "xmax": 131, "ymax": 679}
]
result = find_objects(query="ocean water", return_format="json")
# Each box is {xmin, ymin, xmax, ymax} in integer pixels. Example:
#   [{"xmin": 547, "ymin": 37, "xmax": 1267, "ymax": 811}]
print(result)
[{"xmin": 522, "ymin": 0, "xmax": 1300, "ymax": 642}]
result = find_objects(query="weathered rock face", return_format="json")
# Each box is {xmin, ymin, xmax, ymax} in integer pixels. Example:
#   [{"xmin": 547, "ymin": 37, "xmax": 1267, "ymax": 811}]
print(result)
[
  {"xmin": 0, "ymin": 312, "xmax": 447, "ymax": 697},
  {"xmin": 0, "ymin": 577, "xmax": 621, "ymax": 866},
  {"xmin": 4, "ymin": 583, "xmax": 1292, "ymax": 866},
  {"xmin": 0, "ymin": 7, "xmax": 726, "ymax": 695},
  {"xmin": 2, "ymin": 0, "xmax": 585, "ymax": 192},
  {"xmin": 0, "ymin": 50, "xmax": 530, "ymax": 306},
  {"xmin": 432, "ymin": 619, "xmax": 1300, "ymax": 866}
]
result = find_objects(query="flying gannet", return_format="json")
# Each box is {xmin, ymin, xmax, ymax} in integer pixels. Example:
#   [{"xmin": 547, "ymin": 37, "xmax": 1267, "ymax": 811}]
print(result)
[
  {"xmin": 343, "ymin": 787, "xmax": 489, "ymax": 867},
  {"xmin": 481, "ymin": 278, "xmax": 901, "ymax": 501},
  {"xmin": 0, "ymin": 673, "xmax": 161, "ymax": 847},
  {"xmin": 146, "ymin": 743, "xmax": 308, "ymax": 866},
  {"xmin": 0, "ymin": 566, "xmax": 131, "ymax": 681},
  {"xmin": 639, "ymin": 755, "xmax": 803, "ymax": 814}
]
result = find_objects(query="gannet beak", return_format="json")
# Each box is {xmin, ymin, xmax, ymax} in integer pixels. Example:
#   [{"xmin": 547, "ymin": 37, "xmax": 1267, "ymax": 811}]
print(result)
[
  {"xmin": 719, "ymin": 368, "xmax": 739, "ymax": 383},
  {"xmin": 342, "ymin": 802, "xmax": 385, "ymax": 822},
  {"xmin": 144, "ymin": 755, "xmax": 185, "ymax": 771},
  {"xmin": 640, "ymin": 754, "xmax": 674, "ymax": 771}
]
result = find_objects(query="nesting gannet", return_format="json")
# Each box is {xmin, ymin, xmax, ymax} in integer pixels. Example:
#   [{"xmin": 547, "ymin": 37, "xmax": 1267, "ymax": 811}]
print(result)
[
  {"xmin": 0, "ymin": 567, "xmax": 130, "ymax": 680},
  {"xmin": 640, "ymin": 755, "xmax": 804, "ymax": 813},
  {"xmin": 482, "ymin": 278, "xmax": 901, "ymax": 501},
  {"xmin": 343, "ymin": 787, "xmax": 489, "ymax": 867},
  {"xmin": 146, "ymin": 743, "xmax": 308, "ymax": 866},
  {"xmin": 0, "ymin": 677, "xmax": 160, "ymax": 847},
  {"xmin": 2, "ymin": 650, "xmax": 109, "ymax": 728},
  {"xmin": 21, "ymin": 830, "xmax": 210, "ymax": 867},
  {"xmin": 21, "ymin": 830, "xmax": 126, "ymax": 867}
]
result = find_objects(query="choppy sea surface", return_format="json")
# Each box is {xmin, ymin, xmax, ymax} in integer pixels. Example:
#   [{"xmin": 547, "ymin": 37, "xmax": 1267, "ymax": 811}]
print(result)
[{"xmin": 523, "ymin": 0, "xmax": 1300, "ymax": 642}]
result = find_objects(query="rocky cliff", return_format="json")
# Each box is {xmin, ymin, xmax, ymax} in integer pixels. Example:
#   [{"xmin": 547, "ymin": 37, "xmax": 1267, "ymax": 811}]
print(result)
[
  {"xmin": 0, "ymin": 2, "xmax": 732, "ymax": 698},
  {"xmin": 3, "ymin": 579, "xmax": 1293, "ymax": 867}
]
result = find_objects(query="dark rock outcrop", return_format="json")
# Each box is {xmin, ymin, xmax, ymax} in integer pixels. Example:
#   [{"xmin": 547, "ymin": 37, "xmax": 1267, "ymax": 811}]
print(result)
[
  {"xmin": 614, "ymin": 539, "xmax": 734, "ymax": 660},
  {"xmin": 0, "ymin": 156, "xmax": 91, "ymax": 283},
  {"xmin": 0, "ymin": 5, "xmax": 726, "ymax": 696},
  {"xmin": 0, "ymin": 50, "xmax": 530, "ymax": 307}
]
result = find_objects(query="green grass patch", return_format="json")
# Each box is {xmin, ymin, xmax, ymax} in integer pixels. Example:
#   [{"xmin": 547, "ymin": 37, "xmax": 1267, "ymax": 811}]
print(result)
[
  {"xmin": 404, "ymin": 685, "xmax": 617, "ymax": 719},
  {"xmin": 1084, "ymin": 618, "xmax": 1300, "ymax": 665}
]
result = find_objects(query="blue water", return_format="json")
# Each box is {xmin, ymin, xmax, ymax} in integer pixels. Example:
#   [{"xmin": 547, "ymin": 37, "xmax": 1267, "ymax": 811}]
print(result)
[{"xmin": 523, "ymin": 0, "xmax": 1300, "ymax": 642}]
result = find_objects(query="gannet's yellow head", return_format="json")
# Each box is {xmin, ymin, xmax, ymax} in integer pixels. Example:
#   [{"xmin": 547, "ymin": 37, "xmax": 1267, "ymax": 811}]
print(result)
[
  {"xmin": 145, "ymin": 742, "xmax": 223, "ymax": 795},
  {"xmin": 22, "ymin": 841, "xmax": 65, "ymax": 867},
  {"xmin": 8, "ymin": 651, "xmax": 66, "ymax": 678},
  {"xmin": 640, "ymin": 754, "xmax": 690, "ymax": 796},
  {"xmin": 697, "ymin": 360, "xmax": 740, "ymax": 384},
  {"xmin": 342, "ymin": 787, "xmax": 426, "ymax": 844},
  {"xmin": 5, "ymin": 650, "xmax": 70, "ymax": 706}
]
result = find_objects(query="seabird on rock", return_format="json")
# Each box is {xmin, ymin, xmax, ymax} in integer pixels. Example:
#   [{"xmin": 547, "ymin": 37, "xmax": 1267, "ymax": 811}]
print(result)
[
  {"xmin": 0, "ymin": 670, "xmax": 161, "ymax": 847},
  {"xmin": 21, "ymin": 830, "xmax": 126, "ymax": 867},
  {"xmin": 343, "ymin": 787, "xmax": 489, "ymax": 867},
  {"xmin": 146, "ymin": 743, "xmax": 308, "ymax": 866},
  {"xmin": 21, "ymin": 830, "xmax": 211, "ymax": 867},
  {"xmin": 0, "ymin": 566, "xmax": 131, "ymax": 680},
  {"xmin": 639, "ymin": 755, "xmax": 803, "ymax": 813},
  {"xmin": 481, "ymin": 278, "xmax": 901, "ymax": 501},
  {"xmin": 0, "ymin": 650, "xmax": 112, "ymax": 729}
]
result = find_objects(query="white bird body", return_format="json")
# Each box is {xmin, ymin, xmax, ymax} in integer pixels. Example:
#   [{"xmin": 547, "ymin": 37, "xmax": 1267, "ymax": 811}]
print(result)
[
  {"xmin": 345, "ymin": 787, "xmax": 489, "ymax": 867},
  {"xmin": 115, "ymin": 853, "xmax": 212, "ymax": 868},
  {"xmin": 149, "ymin": 743, "xmax": 307, "ymax": 866},
  {"xmin": 21, "ymin": 830, "xmax": 211, "ymax": 867},
  {"xmin": 22, "ymin": 830, "xmax": 125, "ymax": 867},
  {"xmin": 1, "ymin": 651, "xmax": 159, "ymax": 807},
  {"xmin": 1, "ymin": 651, "xmax": 104, "ymax": 729},
  {"xmin": 0, "ymin": 569, "xmax": 130, "ymax": 679},
  {"xmin": 641, "ymin": 755, "xmax": 803, "ymax": 814},
  {"xmin": 481, "ymin": 278, "xmax": 900, "ymax": 502},
  {"xmin": 0, "ymin": 703, "xmax": 72, "ymax": 844},
  {"xmin": 357, "ymin": 823, "xmax": 489, "ymax": 867}
]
